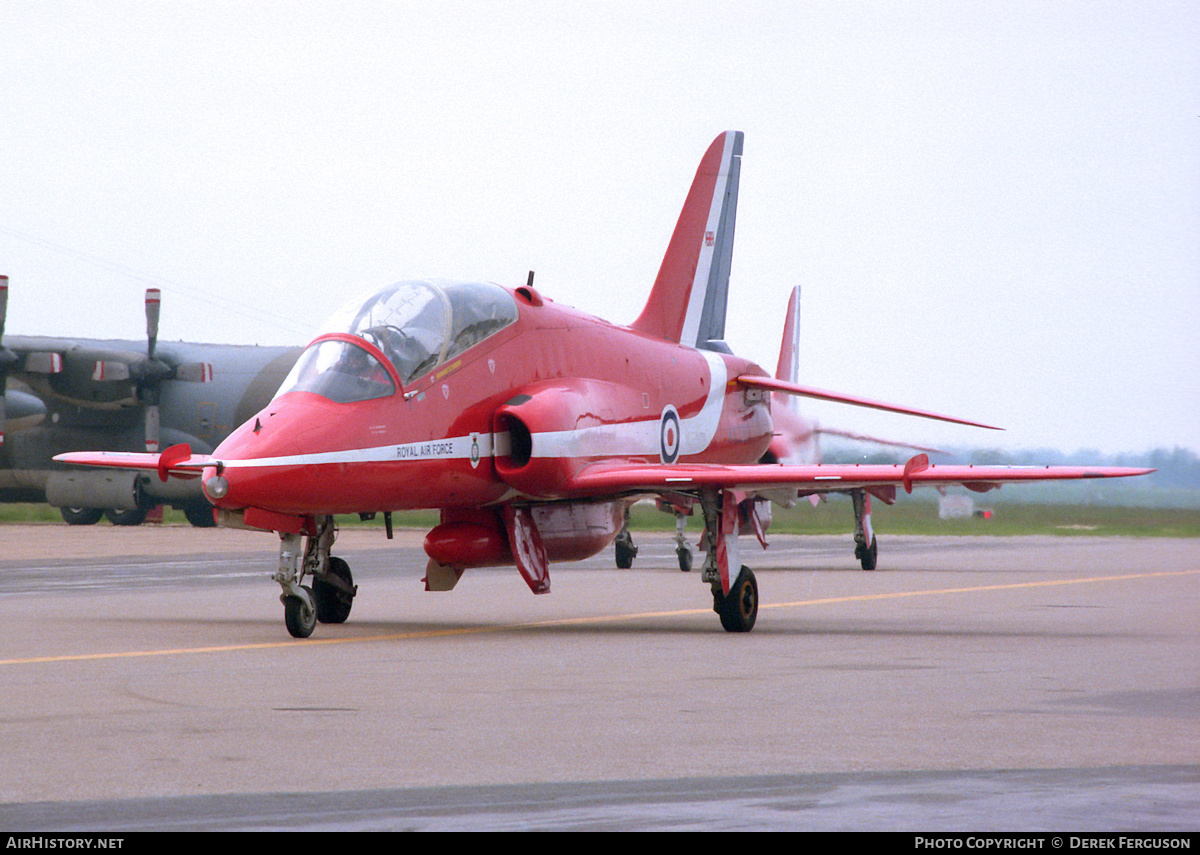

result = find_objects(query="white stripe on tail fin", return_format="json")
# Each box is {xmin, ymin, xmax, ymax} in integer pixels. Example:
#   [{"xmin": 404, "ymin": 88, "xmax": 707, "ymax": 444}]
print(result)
[{"xmin": 632, "ymin": 131, "xmax": 743, "ymax": 348}]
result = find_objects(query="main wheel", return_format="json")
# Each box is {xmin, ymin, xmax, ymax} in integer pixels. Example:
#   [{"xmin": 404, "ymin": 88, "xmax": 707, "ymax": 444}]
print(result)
[
  {"xmin": 105, "ymin": 507, "xmax": 148, "ymax": 526},
  {"xmin": 856, "ymin": 536, "xmax": 878, "ymax": 571},
  {"xmin": 313, "ymin": 557, "xmax": 356, "ymax": 624},
  {"xmin": 284, "ymin": 586, "xmax": 316, "ymax": 638},
  {"xmin": 716, "ymin": 566, "xmax": 758, "ymax": 632},
  {"xmin": 61, "ymin": 507, "xmax": 103, "ymax": 526},
  {"xmin": 183, "ymin": 501, "xmax": 217, "ymax": 528},
  {"xmin": 614, "ymin": 537, "xmax": 637, "ymax": 569}
]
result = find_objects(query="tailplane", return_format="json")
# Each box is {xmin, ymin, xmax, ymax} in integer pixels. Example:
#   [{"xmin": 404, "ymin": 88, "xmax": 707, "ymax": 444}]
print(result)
[{"xmin": 631, "ymin": 131, "xmax": 743, "ymax": 348}]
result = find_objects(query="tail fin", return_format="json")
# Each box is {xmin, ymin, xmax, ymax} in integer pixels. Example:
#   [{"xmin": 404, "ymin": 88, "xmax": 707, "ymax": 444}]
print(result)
[
  {"xmin": 631, "ymin": 131, "xmax": 743, "ymax": 348},
  {"xmin": 775, "ymin": 285, "xmax": 801, "ymax": 385}
]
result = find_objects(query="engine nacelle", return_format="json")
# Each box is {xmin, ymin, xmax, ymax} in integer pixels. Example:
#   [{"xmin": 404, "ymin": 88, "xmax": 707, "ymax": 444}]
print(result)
[
  {"xmin": 46, "ymin": 470, "xmax": 142, "ymax": 510},
  {"xmin": 492, "ymin": 379, "xmax": 648, "ymax": 499}
]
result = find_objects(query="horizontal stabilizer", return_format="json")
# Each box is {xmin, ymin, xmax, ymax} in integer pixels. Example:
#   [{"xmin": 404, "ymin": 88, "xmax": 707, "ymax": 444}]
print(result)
[
  {"xmin": 737, "ymin": 374, "xmax": 1002, "ymax": 431},
  {"xmin": 55, "ymin": 444, "xmax": 217, "ymax": 482}
]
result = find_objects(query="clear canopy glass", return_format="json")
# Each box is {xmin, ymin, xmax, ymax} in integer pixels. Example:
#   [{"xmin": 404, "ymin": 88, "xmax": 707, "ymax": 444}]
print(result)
[{"xmin": 276, "ymin": 280, "xmax": 519, "ymax": 402}]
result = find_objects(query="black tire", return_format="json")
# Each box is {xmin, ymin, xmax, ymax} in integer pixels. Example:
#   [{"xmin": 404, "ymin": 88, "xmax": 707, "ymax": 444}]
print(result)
[
  {"xmin": 105, "ymin": 507, "xmax": 148, "ymax": 526},
  {"xmin": 60, "ymin": 507, "xmax": 103, "ymax": 526},
  {"xmin": 183, "ymin": 501, "xmax": 216, "ymax": 528},
  {"xmin": 857, "ymin": 536, "xmax": 878, "ymax": 571},
  {"xmin": 716, "ymin": 566, "xmax": 758, "ymax": 633},
  {"xmin": 284, "ymin": 586, "xmax": 316, "ymax": 638},
  {"xmin": 614, "ymin": 538, "xmax": 636, "ymax": 569},
  {"xmin": 677, "ymin": 546, "xmax": 692, "ymax": 573},
  {"xmin": 313, "ymin": 557, "xmax": 355, "ymax": 624}
]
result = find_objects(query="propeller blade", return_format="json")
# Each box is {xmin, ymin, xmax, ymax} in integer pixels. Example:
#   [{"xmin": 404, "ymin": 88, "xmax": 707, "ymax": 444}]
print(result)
[
  {"xmin": 0, "ymin": 275, "xmax": 8, "ymax": 342},
  {"xmin": 145, "ymin": 288, "xmax": 161, "ymax": 359},
  {"xmin": 24, "ymin": 352, "xmax": 63, "ymax": 374},
  {"xmin": 145, "ymin": 403, "xmax": 160, "ymax": 452},
  {"xmin": 1, "ymin": 275, "xmax": 10, "ymax": 444},
  {"xmin": 174, "ymin": 362, "xmax": 214, "ymax": 383},
  {"xmin": 92, "ymin": 360, "xmax": 131, "ymax": 381}
]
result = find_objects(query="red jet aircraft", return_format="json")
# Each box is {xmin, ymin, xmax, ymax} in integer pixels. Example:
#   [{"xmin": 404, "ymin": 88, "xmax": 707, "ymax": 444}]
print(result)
[{"xmin": 56, "ymin": 131, "xmax": 1152, "ymax": 637}]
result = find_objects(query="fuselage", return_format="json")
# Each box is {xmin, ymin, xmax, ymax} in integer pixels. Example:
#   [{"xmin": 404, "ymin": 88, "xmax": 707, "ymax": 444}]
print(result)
[{"xmin": 204, "ymin": 280, "xmax": 774, "ymax": 518}]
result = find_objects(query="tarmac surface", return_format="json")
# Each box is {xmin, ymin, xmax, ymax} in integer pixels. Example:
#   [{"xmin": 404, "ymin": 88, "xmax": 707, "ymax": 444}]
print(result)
[{"xmin": 0, "ymin": 524, "xmax": 1196, "ymax": 830}]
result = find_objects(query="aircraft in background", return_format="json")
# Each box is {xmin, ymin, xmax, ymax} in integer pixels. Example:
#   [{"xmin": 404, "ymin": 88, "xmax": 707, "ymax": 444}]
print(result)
[
  {"xmin": 57, "ymin": 131, "xmax": 1152, "ymax": 636},
  {"xmin": 0, "ymin": 279, "xmax": 300, "ymax": 525}
]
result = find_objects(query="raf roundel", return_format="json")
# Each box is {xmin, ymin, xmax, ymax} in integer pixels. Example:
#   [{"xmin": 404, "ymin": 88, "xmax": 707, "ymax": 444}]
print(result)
[{"xmin": 659, "ymin": 405, "xmax": 681, "ymax": 464}]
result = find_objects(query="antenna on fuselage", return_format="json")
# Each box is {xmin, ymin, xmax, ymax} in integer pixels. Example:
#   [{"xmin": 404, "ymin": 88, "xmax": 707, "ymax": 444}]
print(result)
[{"xmin": 526, "ymin": 270, "xmax": 535, "ymax": 288}]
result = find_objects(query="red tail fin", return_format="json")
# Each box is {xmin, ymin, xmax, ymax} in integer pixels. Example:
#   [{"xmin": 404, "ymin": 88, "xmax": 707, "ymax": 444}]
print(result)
[
  {"xmin": 775, "ymin": 285, "xmax": 801, "ymax": 384},
  {"xmin": 631, "ymin": 131, "xmax": 743, "ymax": 347}
]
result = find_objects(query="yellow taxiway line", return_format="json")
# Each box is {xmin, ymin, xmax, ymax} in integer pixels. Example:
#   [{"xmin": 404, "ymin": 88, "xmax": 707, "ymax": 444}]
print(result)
[{"xmin": 1, "ymin": 568, "xmax": 1195, "ymax": 668}]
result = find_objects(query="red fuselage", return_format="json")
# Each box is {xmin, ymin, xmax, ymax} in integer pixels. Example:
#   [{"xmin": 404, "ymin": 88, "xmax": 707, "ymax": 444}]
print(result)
[{"xmin": 204, "ymin": 284, "xmax": 774, "ymax": 520}]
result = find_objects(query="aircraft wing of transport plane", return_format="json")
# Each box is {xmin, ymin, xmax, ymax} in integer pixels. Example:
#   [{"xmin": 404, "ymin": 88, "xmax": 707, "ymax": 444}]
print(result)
[{"xmin": 55, "ymin": 131, "xmax": 1153, "ymax": 637}]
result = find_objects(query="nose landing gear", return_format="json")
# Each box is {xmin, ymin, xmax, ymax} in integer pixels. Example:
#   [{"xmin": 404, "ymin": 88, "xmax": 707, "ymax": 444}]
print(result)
[{"xmin": 275, "ymin": 518, "xmax": 357, "ymax": 638}]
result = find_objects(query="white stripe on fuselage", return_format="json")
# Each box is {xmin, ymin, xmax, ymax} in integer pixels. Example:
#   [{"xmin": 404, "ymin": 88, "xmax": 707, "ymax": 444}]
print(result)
[
  {"xmin": 527, "ymin": 350, "xmax": 727, "ymax": 459},
  {"xmin": 218, "ymin": 351, "xmax": 729, "ymax": 470},
  {"xmin": 220, "ymin": 432, "xmax": 495, "ymax": 469}
]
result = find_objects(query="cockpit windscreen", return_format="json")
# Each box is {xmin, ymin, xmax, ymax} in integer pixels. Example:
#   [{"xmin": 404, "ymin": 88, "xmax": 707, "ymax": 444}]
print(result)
[{"xmin": 275, "ymin": 280, "xmax": 519, "ymax": 402}]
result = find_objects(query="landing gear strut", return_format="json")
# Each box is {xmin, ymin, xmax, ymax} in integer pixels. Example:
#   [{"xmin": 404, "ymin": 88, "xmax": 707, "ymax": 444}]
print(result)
[
  {"xmin": 698, "ymin": 489, "xmax": 759, "ymax": 632},
  {"xmin": 274, "ymin": 516, "xmax": 357, "ymax": 638}
]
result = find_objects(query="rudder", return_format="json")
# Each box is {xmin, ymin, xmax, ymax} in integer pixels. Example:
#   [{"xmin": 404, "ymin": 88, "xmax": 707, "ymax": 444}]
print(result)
[{"xmin": 631, "ymin": 131, "xmax": 743, "ymax": 348}]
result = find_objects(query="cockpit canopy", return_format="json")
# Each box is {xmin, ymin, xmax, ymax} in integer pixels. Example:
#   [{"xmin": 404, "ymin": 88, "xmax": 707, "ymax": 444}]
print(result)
[{"xmin": 276, "ymin": 280, "xmax": 519, "ymax": 403}]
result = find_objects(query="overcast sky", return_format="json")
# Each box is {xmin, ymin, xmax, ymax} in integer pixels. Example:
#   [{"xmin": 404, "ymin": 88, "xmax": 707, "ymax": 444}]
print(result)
[{"xmin": 1, "ymin": 1, "xmax": 1196, "ymax": 455}]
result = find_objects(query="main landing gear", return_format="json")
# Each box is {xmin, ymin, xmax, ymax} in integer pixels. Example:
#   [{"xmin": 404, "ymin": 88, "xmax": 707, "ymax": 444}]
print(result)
[
  {"xmin": 851, "ymin": 489, "xmax": 878, "ymax": 571},
  {"xmin": 674, "ymin": 510, "xmax": 694, "ymax": 573},
  {"xmin": 714, "ymin": 565, "xmax": 758, "ymax": 632},
  {"xmin": 614, "ymin": 508, "xmax": 638, "ymax": 569},
  {"xmin": 697, "ymin": 489, "xmax": 759, "ymax": 633},
  {"xmin": 275, "ymin": 516, "xmax": 358, "ymax": 638},
  {"xmin": 613, "ymin": 505, "xmax": 694, "ymax": 573}
]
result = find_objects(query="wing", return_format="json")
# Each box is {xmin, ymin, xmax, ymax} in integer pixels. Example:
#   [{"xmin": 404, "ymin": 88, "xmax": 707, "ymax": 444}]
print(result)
[{"xmin": 565, "ymin": 455, "xmax": 1154, "ymax": 502}]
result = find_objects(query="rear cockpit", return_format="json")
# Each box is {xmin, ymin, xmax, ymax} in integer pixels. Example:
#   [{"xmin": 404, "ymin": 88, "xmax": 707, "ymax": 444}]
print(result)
[{"xmin": 276, "ymin": 280, "xmax": 518, "ymax": 402}]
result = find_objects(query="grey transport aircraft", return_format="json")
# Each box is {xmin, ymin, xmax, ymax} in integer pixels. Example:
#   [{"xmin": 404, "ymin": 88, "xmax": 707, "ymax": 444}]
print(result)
[{"xmin": 0, "ymin": 277, "xmax": 300, "ymax": 525}]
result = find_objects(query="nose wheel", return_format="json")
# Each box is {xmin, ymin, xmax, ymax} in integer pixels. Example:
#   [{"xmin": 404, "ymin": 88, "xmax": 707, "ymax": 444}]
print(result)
[{"xmin": 283, "ymin": 586, "xmax": 316, "ymax": 638}]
